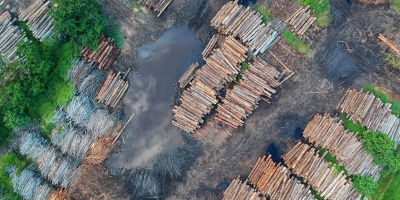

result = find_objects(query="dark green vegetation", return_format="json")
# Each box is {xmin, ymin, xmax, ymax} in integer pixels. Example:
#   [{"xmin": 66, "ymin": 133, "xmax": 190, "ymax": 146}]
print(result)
[
  {"xmin": 300, "ymin": 0, "xmax": 331, "ymax": 27},
  {"xmin": 283, "ymin": 30, "xmax": 312, "ymax": 56},
  {"xmin": 254, "ymin": 3, "xmax": 274, "ymax": 23},
  {"xmin": 340, "ymin": 113, "xmax": 367, "ymax": 134},
  {"xmin": 105, "ymin": 22, "xmax": 125, "ymax": 49},
  {"xmin": 0, "ymin": 152, "xmax": 30, "ymax": 200},
  {"xmin": 364, "ymin": 84, "xmax": 400, "ymax": 117},
  {"xmin": 351, "ymin": 175, "xmax": 378, "ymax": 199},
  {"xmin": 241, "ymin": 62, "xmax": 249, "ymax": 70}
]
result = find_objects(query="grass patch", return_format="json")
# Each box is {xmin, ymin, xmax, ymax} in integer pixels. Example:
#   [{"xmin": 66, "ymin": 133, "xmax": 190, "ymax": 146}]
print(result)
[
  {"xmin": 363, "ymin": 84, "xmax": 400, "ymax": 117},
  {"xmin": 383, "ymin": 52, "xmax": 400, "ymax": 70},
  {"xmin": 254, "ymin": 3, "xmax": 274, "ymax": 23},
  {"xmin": 241, "ymin": 63, "xmax": 249, "ymax": 70},
  {"xmin": 283, "ymin": 30, "xmax": 312, "ymax": 56},
  {"xmin": 310, "ymin": 187, "xmax": 324, "ymax": 200},
  {"xmin": 105, "ymin": 22, "xmax": 124, "ymax": 49},
  {"xmin": 130, "ymin": 2, "xmax": 145, "ymax": 14},
  {"xmin": 390, "ymin": 0, "xmax": 400, "ymax": 14},
  {"xmin": 318, "ymin": 148, "xmax": 347, "ymax": 175},
  {"xmin": 376, "ymin": 171, "xmax": 400, "ymax": 200},
  {"xmin": 340, "ymin": 113, "xmax": 367, "ymax": 134},
  {"xmin": 300, "ymin": 0, "xmax": 332, "ymax": 27}
]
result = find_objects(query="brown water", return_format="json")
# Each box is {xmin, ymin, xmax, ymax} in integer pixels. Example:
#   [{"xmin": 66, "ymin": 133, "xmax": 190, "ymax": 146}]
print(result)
[{"xmin": 107, "ymin": 25, "xmax": 203, "ymax": 169}]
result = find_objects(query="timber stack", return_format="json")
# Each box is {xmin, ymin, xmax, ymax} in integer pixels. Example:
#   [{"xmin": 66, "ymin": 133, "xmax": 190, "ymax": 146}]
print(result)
[
  {"xmin": 337, "ymin": 89, "xmax": 400, "ymax": 147},
  {"xmin": 80, "ymin": 35, "xmax": 121, "ymax": 70},
  {"xmin": 378, "ymin": 34, "xmax": 400, "ymax": 55},
  {"xmin": 202, "ymin": 34, "xmax": 220, "ymax": 59},
  {"xmin": 247, "ymin": 155, "xmax": 315, "ymax": 199},
  {"xmin": 303, "ymin": 113, "xmax": 383, "ymax": 180},
  {"xmin": 285, "ymin": 5, "xmax": 316, "ymax": 36},
  {"xmin": 19, "ymin": 0, "xmax": 54, "ymax": 41},
  {"xmin": 96, "ymin": 70, "xmax": 130, "ymax": 107},
  {"xmin": 282, "ymin": 142, "xmax": 361, "ymax": 199},
  {"xmin": 211, "ymin": 0, "xmax": 279, "ymax": 55},
  {"xmin": 0, "ymin": 11, "xmax": 27, "ymax": 61},
  {"xmin": 178, "ymin": 62, "xmax": 199, "ymax": 88},
  {"xmin": 138, "ymin": 0, "xmax": 173, "ymax": 17},
  {"xmin": 215, "ymin": 58, "xmax": 281, "ymax": 128},
  {"xmin": 223, "ymin": 177, "xmax": 266, "ymax": 200}
]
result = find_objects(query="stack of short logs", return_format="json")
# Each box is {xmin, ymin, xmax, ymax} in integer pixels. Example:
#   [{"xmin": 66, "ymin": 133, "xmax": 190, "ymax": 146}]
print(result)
[
  {"xmin": 138, "ymin": 0, "xmax": 173, "ymax": 17},
  {"xmin": 211, "ymin": 0, "xmax": 279, "ymax": 55},
  {"xmin": 96, "ymin": 70, "xmax": 129, "ymax": 107},
  {"xmin": 202, "ymin": 34, "xmax": 220, "ymax": 59},
  {"xmin": 338, "ymin": 89, "xmax": 400, "ymax": 147},
  {"xmin": 378, "ymin": 34, "xmax": 400, "ymax": 55},
  {"xmin": 285, "ymin": 5, "xmax": 316, "ymax": 36},
  {"xmin": 19, "ymin": 0, "xmax": 54, "ymax": 41},
  {"xmin": 303, "ymin": 113, "xmax": 383, "ymax": 180},
  {"xmin": 282, "ymin": 142, "xmax": 361, "ymax": 200},
  {"xmin": 178, "ymin": 62, "xmax": 199, "ymax": 88},
  {"xmin": 80, "ymin": 36, "xmax": 121, "ymax": 70},
  {"xmin": 215, "ymin": 58, "xmax": 281, "ymax": 128},
  {"xmin": 223, "ymin": 178, "xmax": 266, "ymax": 200},
  {"xmin": 0, "ymin": 11, "xmax": 27, "ymax": 61}
]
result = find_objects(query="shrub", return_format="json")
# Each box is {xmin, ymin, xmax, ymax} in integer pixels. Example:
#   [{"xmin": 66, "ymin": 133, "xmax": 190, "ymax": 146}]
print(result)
[
  {"xmin": 283, "ymin": 30, "xmax": 312, "ymax": 56},
  {"xmin": 352, "ymin": 175, "xmax": 378, "ymax": 198},
  {"xmin": 254, "ymin": 3, "xmax": 274, "ymax": 23},
  {"xmin": 340, "ymin": 113, "xmax": 367, "ymax": 134}
]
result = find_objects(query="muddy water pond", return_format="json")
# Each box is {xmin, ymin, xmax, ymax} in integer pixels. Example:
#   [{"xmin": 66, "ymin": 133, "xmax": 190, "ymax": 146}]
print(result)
[{"xmin": 107, "ymin": 25, "xmax": 203, "ymax": 169}]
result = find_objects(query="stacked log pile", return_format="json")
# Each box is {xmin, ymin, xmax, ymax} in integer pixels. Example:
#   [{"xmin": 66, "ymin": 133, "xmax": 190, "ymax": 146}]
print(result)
[
  {"xmin": 178, "ymin": 62, "xmax": 199, "ymax": 88},
  {"xmin": 378, "ymin": 34, "xmax": 400, "ymax": 55},
  {"xmin": 337, "ymin": 89, "xmax": 400, "ymax": 147},
  {"xmin": 223, "ymin": 177, "xmax": 266, "ymax": 200},
  {"xmin": 285, "ymin": 5, "xmax": 316, "ymax": 36},
  {"xmin": 138, "ymin": 0, "xmax": 173, "ymax": 17},
  {"xmin": 211, "ymin": 0, "xmax": 279, "ymax": 55},
  {"xmin": 247, "ymin": 155, "xmax": 315, "ymax": 199},
  {"xmin": 215, "ymin": 58, "xmax": 281, "ymax": 128},
  {"xmin": 80, "ymin": 36, "xmax": 121, "ymax": 70},
  {"xmin": 0, "ymin": 11, "xmax": 26, "ymax": 61},
  {"xmin": 10, "ymin": 167, "xmax": 53, "ymax": 200},
  {"xmin": 19, "ymin": 0, "xmax": 54, "ymax": 41},
  {"xmin": 96, "ymin": 70, "xmax": 130, "ymax": 107},
  {"xmin": 303, "ymin": 113, "xmax": 383, "ymax": 180},
  {"xmin": 202, "ymin": 34, "xmax": 220, "ymax": 59},
  {"xmin": 68, "ymin": 59, "xmax": 104, "ymax": 98},
  {"xmin": 282, "ymin": 142, "xmax": 361, "ymax": 200}
]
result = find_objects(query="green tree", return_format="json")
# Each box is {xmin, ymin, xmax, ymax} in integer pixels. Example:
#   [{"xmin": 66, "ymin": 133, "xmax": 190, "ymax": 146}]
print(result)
[
  {"xmin": 352, "ymin": 175, "xmax": 377, "ymax": 198},
  {"xmin": 49, "ymin": 0, "xmax": 108, "ymax": 49}
]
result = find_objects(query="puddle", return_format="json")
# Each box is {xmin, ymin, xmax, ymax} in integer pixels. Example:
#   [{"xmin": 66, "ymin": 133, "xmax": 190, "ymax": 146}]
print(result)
[{"xmin": 107, "ymin": 25, "xmax": 203, "ymax": 169}]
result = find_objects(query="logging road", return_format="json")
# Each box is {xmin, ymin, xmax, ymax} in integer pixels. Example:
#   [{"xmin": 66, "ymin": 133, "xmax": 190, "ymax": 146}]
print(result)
[{"xmin": 107, "ymin": 25, "xmax": 204, "ymax": 169}]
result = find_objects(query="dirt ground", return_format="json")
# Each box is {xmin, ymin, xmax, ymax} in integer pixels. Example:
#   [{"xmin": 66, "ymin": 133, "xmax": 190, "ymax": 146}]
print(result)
[{"xmin": 70, "ymin": 0, "xmax": 400, "ymax": 199}]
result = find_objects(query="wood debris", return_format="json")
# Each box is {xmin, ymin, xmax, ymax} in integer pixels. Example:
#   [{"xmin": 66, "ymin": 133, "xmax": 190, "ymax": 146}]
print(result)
[
  {"xmin": 282, "ymin": 142, "xmax": 361, "ymax": 200},
  {"xmin": 378, "ymin": 33, "xmax": 400, "ymax": 55},
  {"xmin": 0, "ymin": 11, "xmax": 27, "ymax": 61},
  {"xmin": 215, "ymin": 57, "xmax": 282, "ymax": 128},
  {"xmin": 247, "ymin": 155, "xmax": 315, "ymax": 199},
  {"xmin": 223, "ymin": 177, "xmax": 266, "ymax": 200},
  {"xmin": 96, "ymin": 70, "xmax": 130, "ymax": 107},
  {"xmin": 80, "ymin": 35, "xmax": 121, "ymax": 70},
  {"xmin": 138, "ymin": 0, "xmax": 173, "ymax": 17},
  {"xmin": 178, "ymin": 62, "xmax": 200, "ymax": 88},
  {"xmin": 285, "ymin": 5, "xmax": 316, "ymax": 36},
  {"xmin": 19, "ymin": 0, "xmax": 54, "ymax": 41},
  {"xmin": 202, "ymin": 34, "xmax": 220, "ymax": 59},
  {"xmin": 303, "ymin": 113, "xmax": 383, "ymax": 180},
  {"xmin": 211, "ymin": 0, "xmax": 279, "ymax": 55},
  {"xmin": 337, "ymin": 89, "xmax": 400, "ymax": 147}
]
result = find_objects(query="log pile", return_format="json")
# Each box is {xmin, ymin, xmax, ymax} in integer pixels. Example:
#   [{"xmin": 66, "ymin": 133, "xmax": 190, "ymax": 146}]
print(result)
[
  {"xmin": 215, "ymin": 57, "xmax": 281, "ymax": 128},
  {"xmin": 202, "ymin": 34, "xmax": 220, "ymax": 59},
  {"xmin": 223, "ymin": 177, "xmax": 266, "ymax": 200},
  {"xmin": 10, "ymin": 167, "xmax": 53, "ymax": 200},
  {"xmin": 282, "ymin": 142, "xmax": 361, "ymax": 200},
  {"xmin": 138, "ymin": 0, "xmax": 173, "ymax": 17},
  {"xmin": 285, "ymin": 5, "xmax": 316, "ymax": 36},
  {"xmin": 211, "ymin": 0, "xmax": 279, "ymax": 55},
  {"xmin": 303, "ymin": 113, "xmax": 383, "ymax": 180},
  {"xmin": 19, "ymin": 0, "xmax": 54, "ymax": 41},
  {"xmin": 96, "ymin": 70, "xmax": 130, "ymax": 107},
  {"xmin": 0, "ymin": 11, "xmax": 26, "ymax": 61},
  {"xmin": 378, "ymin": 34, "xmax": 400, "ymax": 55},
  {"xmin": 80, "ymin": 36, "xmax": 121, "ymax": 70},
  {"xmin": 337, "ymin": 89, "xmax": 400, "ymax": 147},
  {"xmin": 247, "ymin": 155, "xmax": 315, "ymax": 199},
  {"xmin": 178, "ymin": 62, "xmax": 199, "ymax": 88}
]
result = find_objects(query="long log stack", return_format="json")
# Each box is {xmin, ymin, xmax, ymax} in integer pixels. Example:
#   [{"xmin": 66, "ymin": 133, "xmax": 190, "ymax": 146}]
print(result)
[
  {"xmin": 80, "ymin": 36, "xmax": 121, "ymax": 70},
  {"xmin": 96, "ymin": 70, "xmax": 129, "ymax": 107},
  {"xmin": 178, "ymin": 62, "xmax": 199, "ymax": 88},
  {"xmin": 247, "ymin": 155, "xmax": 315, "ymax": 199},
  {"xmin": 202, "ymin": 34, "xmax": 220, "ymax": 59},
  {"xmin": 19, "ymin": 0, "xmax": 54, "ymax": 41},
  {"xmin": 337, "ymin": 89, "xmax": 400, "ymax": 147},
  {"xmin": 223, "ymin": 177, "xmax": 266, "ymax": 200},
  {"xmin": 285, "ymin": 5, "xmax": 316, "ymax": 36},
  {"xmin": 211, "ymin": 0, "xmax": 279, "ymax": 55},
  {"xmin": 303, "ymin": 113, "xmax": 383, "ymax": 180},
  {"xmin": 282, "ymin": 142, "xmax": 361, "ymax": 200},
  {"xmin": 378, "ymin": 34, "xmax": 400, "ymax": 55},
  {"xmin": 0, "ymin": 11, "xmax": 26, "ymax": 61},
  {"xmin": 138, "ymin": 0, "xmax": 173, "ymax": 17},
  {"xmin": 215, "ymin": 57, "xmax": 281, "ymax": 128}
]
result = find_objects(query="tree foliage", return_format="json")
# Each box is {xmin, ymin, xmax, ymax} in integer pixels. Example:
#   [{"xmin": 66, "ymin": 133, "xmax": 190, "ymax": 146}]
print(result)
[
  {"xmin": 352, "ymin": 175, "xmax": 378, "ymax": 198},
  {"xmin": 49, "ymin": 0, "xmax": 108, "ymax": 49}
]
